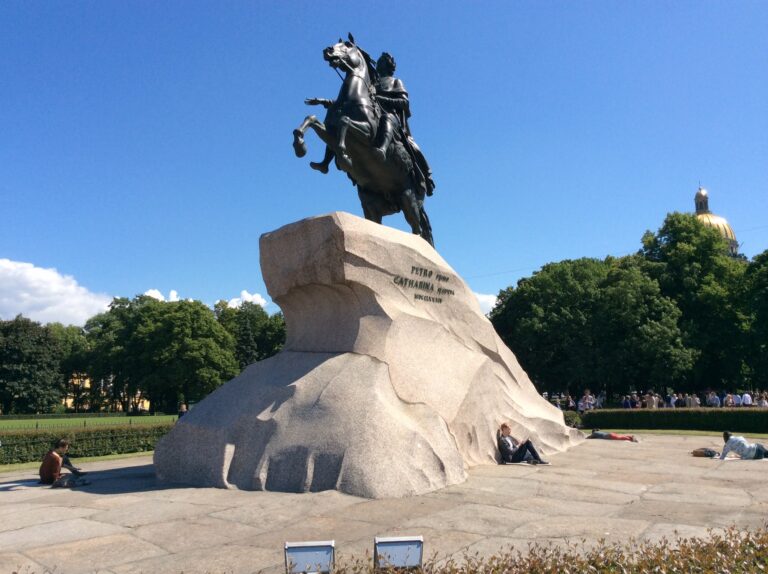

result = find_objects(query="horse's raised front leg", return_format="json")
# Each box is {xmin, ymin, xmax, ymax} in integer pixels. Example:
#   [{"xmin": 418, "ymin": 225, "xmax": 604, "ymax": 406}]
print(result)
[{"xmin": 292, "ymin": 115, "xmax": 319, "ymax": 158}]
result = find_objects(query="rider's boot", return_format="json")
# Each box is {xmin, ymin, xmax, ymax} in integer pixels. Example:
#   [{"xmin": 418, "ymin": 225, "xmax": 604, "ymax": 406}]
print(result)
[
  {"xmin": 310, "ymin": 147, "xmax": 334, "ymax": 174},
  {"xmin": 373, "ymin": 122, "xmax": 395, "ymax": 161}
]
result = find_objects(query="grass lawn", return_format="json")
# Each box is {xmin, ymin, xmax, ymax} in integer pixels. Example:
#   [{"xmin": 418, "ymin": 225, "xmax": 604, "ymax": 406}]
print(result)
[
  {"xmin": 0, "ymin": 415, "xmax": 177, "ymax": 431},
  {"xmin": 603, "ymin": 428, "xmax": 768, "ymax": 440},
  {"xmin": 0, "ymin": 450, "xmax": 154, "ymax": 474}
]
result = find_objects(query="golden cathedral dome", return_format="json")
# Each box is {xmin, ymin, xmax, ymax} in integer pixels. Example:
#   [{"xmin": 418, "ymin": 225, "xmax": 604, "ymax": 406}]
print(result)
[{"xmin": 694, "ymin": 187, "xmax": 738, "ymax": 254}]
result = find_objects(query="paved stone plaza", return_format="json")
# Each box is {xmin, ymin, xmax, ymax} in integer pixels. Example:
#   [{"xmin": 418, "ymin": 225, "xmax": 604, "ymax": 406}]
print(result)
[{"xmin": 1, "ymin": 433, "xmax": 766, "ymax": 574}]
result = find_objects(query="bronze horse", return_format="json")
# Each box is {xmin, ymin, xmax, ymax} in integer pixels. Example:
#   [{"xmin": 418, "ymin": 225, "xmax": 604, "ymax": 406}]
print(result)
[{"xmin": 292, "ymin": 37, "xmax": 434, "ymax": 246}]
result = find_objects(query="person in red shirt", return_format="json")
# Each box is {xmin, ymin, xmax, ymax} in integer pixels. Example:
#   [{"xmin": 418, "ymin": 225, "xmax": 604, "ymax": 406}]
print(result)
[
  {"xmin": 39, "ymin": 439, "xmax": 89, "ymax": 487},
  {"xmin": 586, "ymin": 429, "xmax": 639, "ymax": 442}
]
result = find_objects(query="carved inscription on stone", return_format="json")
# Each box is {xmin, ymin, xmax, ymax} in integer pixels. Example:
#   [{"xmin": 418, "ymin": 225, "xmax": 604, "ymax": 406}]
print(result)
[{"xmin": 393, "ymin": 266, "xmax": 456, "ymax": 304}]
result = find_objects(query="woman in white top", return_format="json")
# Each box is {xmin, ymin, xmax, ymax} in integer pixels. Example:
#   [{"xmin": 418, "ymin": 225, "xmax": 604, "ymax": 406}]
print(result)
[{"xmin": 719, "ymin": 431, "xmax": 767, "ymax": 460}]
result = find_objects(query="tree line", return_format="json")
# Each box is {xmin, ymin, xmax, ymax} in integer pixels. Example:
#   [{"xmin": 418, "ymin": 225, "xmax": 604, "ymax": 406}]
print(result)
[
  {"xmin": 3, "ymin": 212, "xmax": 765, "ymax": 415},
  {"xmin": 0, "ymin": 297, "xmax": 285, "ymax": 415},
  {"xmin": 490, "ymin": 213, "xmax": 768, "ymax": 400}
]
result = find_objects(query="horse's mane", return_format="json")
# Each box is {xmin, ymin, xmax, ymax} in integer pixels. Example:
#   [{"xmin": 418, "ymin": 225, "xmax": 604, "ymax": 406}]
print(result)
[{"xmin": 356, "ymin": 46, "xmax": 379, "ymax": 84}]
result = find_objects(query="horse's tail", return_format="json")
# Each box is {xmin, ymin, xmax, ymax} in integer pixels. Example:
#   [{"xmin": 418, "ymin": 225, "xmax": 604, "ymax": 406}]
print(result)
[{"xmin": 419, "ymin": 206, "xmax": 434, "ymax": 248}]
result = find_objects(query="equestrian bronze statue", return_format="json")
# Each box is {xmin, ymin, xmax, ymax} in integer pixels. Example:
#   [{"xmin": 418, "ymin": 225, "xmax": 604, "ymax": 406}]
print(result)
[{"xmin": 292, "ymin": 34, "xmax": 436, "ymax": 246}]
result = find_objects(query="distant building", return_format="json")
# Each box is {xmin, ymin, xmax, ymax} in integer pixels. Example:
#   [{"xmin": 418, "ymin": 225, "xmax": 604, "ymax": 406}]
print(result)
[
  {"xmin": 63, "ymin": 375, "xmax": 150, "ymax": 413},
  {"xmin": 694, "ymin": 187, "xmax": 738, "ymax": 256}
]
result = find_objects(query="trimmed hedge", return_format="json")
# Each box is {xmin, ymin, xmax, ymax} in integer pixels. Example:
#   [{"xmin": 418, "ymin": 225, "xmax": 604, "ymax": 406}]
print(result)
[
  {"xmin": 0, "ymin": 424, "xmax": 174, "ymax": 464},
  {"xmin": 582, "ymin": 407, "xmax": 768, "ymax": 433},
  {"xmin": 0, "ymin": 412, "xmax": 168, "ymax": 420},
  {"xmin": 562, "ymin": 410, "xmax": 581, "ymax": 428}
]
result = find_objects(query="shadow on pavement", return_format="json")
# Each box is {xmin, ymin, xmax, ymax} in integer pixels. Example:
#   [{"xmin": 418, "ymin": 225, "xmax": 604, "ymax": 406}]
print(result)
[{"xmin": 0, "ymin": 463, "xmax": 182, "ymax": 495}]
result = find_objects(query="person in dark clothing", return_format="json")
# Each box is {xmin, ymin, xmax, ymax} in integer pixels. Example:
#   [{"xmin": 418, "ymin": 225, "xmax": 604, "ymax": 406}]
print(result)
[{"xmin": 497, "ymin": 423, "xmax": 549, "ymax": 465}]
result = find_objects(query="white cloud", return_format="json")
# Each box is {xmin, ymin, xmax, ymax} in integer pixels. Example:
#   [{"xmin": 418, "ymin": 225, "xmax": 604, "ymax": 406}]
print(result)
[
  {"xmin": 474, "ymin": 292, "xmax": 498, "ymax": 315},
  {"xmin": 228, "ymin": 290, "xmax": 268, "ymax": 309},
  {"xmin": 143, "ymin": 288, "xmax": 181, "ymax": 302},
  {"xmin": 144, "ymin": 289, "xmax": 166, "ymax": 301},
  {"xmin": 0, "ymin": 259, "xmax": 112, "ymax": 326}
]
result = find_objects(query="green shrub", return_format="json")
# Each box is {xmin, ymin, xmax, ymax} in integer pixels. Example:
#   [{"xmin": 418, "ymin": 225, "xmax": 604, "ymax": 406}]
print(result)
[
  {"xmin": 0, "ymin": 424, "xmax": 173, "ymax": 464},
  {"xmin": 562, "ymin": 410, "xmax": 581, "ymax": 428},
  {"xmin": 329, "ymin": 525, "xmax": 768, "ymax": 573},
  {"xmin": 582, "ymin": 407, "xmax": 768, "ymax": 433}
]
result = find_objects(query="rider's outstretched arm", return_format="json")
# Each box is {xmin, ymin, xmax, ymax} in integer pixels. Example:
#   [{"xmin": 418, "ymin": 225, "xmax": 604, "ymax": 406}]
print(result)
[{"xmin": 305, "ymin": 98, "xmax": 334, "ymax": 109}]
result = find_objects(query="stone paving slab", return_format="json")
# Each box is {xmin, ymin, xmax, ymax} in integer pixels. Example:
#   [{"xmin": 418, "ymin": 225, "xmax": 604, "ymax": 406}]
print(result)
[
  {"xmin": 132, "ymin": 516, "xmax": 266, "ymax": 554},
  {"xmin": 0, "ymin": 551, "xmax": 46, "ymax": 574},
  {"xmin": 25, "ymin": 533, "xmax": 167, "ymax": 573},
  {"xmin": 1, "ymin": 433, "xmax": 767, "ymax": 573}
]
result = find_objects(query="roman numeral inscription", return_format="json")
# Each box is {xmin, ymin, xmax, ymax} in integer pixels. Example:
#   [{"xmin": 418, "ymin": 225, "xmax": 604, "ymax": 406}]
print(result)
[{"xmin": 392, "ymin": 266, "xmax": 456, "ymax": 304}]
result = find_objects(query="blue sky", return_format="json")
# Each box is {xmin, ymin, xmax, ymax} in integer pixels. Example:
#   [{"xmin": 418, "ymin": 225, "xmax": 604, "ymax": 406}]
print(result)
[{"xmin": 2, "ymin": 2, "xmax": 766, "ymax": 325}]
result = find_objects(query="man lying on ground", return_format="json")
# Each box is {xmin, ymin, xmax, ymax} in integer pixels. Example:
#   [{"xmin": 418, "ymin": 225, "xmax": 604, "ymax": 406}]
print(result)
[
  {"xmin": 719, "ymin": 431, "xmax": 767, "ymax": 460},
  {"xmin": 39, "ymin": 439, "xmax": 90, "ymax": 488},
  {"xmin": 586, "ymin": 429, "xmax": 639, "ymax": 442},
  {"xmin": 497, "ymin": 423, "xmax": 550, "ymax": 465}
]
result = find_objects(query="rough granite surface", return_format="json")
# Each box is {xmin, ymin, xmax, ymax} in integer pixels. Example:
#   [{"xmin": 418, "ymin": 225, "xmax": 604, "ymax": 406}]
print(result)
[{"xmin": 154, "ymin": 212, "xmax": 582, "ymax": 497}]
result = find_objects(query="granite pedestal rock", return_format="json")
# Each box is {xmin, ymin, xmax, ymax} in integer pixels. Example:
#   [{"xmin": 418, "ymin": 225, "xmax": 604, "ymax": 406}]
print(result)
[{"xmin": 154, "ymin": 212, "xmax": 582, "ymax": 498}]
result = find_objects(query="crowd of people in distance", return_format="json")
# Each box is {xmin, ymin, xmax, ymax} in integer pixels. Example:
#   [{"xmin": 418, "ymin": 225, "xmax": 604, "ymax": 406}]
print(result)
[
  {"xmin": 620, "ymin": 390, "xmax": 768, "ymax": 409},
  {"xmin": 541, "ymin": 389, "xmax": 768, "ymax": 414},
  {"xmin": 541, "ymin": 388, "xmax": 768, "ymax": 411},
  {"xmin": 540, "ymin": 389, "xmax": 607, "ymax": 413}
]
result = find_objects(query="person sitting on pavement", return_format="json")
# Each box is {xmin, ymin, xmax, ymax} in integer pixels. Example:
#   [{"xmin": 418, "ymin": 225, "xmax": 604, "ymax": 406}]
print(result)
[
  {"xmin": 719, "ymin": 431, "xmax": 767, "ymax": 460},
  {"xmin": 39, "ymin": 439, "xmax": 90, "ymax": 488},
  {"xmin": 497, "ymin": 423, "xmax": 550, "ymax": 465},
  {"xmin": 586, "ymin": 429, "xmax": 639, "ymax": 442}
]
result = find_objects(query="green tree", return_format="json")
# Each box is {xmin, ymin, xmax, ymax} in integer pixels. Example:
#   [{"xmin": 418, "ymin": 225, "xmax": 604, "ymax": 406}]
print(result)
[
  {"xmin": 490, "ymin": 257, "xmax": 694, "ymax": 398},
  {"xmin": 214, "ymin": 301, "xmax": 285, "ymax": 370},
  {"xmin": 86, "ymin": 296, "xmax": 239, "ymax": 413},
  {"xmin": 213, "ymin": 300, "xmax": 238, "ymax": 335},
  {"xmin": 744, "ymin": 250, "xmax": 768, "ymax": 388},
  {"xmin": 641, "ymin": 213, "xmax": 749, "ymax": 390},
  {"xmin": 491, "ymin": 258, "xmax": 609, "ymax": 394},
  {"xmin": 85, "ymin": 297, "xmax": 141, "ymax": 412},
  {"xmin": 0, "ymin": 315, "xmax": 63, "ymax": 413},
  {"xmin": 136, "ymin": 299, "xmax": 239, "ymax": 412},
  {"xmin": 48, "ymin": 323, "xmax": 91, "ymax": 412},
  {"xmin": 592, "ymin": 258, "xmax": 694, "ymax": 397}
]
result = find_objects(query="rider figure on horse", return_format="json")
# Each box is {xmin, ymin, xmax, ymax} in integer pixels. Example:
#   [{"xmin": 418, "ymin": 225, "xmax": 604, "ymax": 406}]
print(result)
[
  {"xmin": 372, "ymin": 53, "xmax": 435, "ymax": 197},
  {"xmin": 306, "ymin": 51, "xmax": 435, "ymax": 198},
  {"xmin": 294, "ymin": 36, "xmax": 435, "ymax": 246}
]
